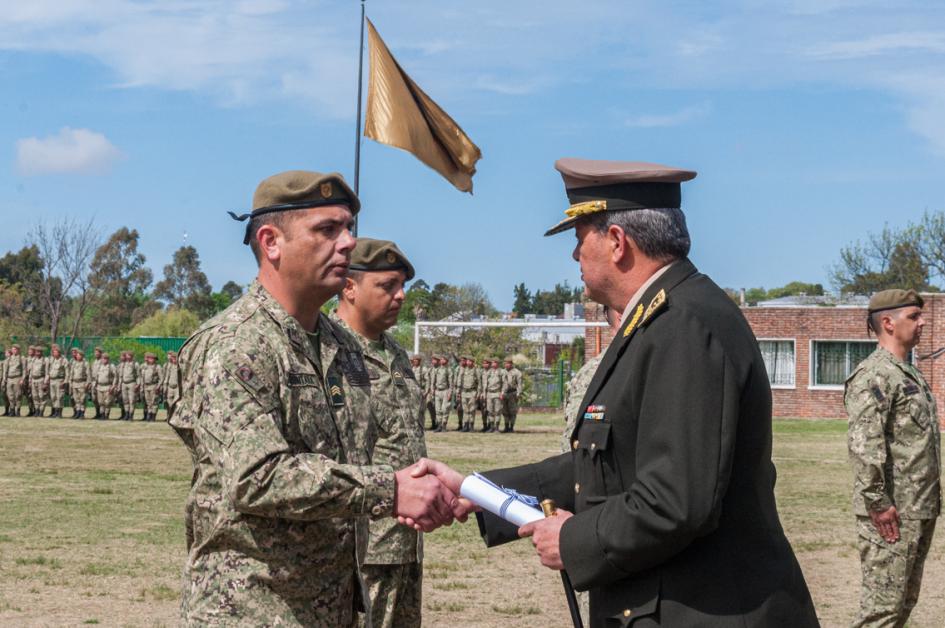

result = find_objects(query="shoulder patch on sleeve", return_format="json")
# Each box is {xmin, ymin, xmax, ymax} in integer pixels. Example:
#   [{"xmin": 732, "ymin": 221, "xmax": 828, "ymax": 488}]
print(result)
[
  {"xmin": 337, "ymin": 349, "xmax": 371, "ymax": 387},
  {"xmin": 870, "ymin": 385, "xmax": 886, "ymax": 403}
]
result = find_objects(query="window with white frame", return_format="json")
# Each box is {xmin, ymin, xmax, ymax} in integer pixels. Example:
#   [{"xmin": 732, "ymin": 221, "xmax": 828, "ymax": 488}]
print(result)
[
  {"xmin": 812, "ymin": 341, "xmax": 876, "ymax": 386},
  {"xmin": 758, "ymin": 340, "xmax": 795, "ymax": 387}
]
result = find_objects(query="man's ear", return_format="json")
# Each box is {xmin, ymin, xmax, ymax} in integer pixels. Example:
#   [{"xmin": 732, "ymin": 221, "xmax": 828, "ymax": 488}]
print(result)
[
  {"xmin": 256, "ymin": 224, "xmax": 283, "ymax": 263},
  {"xmin": 341, "ymin": 277, "xmax": 358, "ymax": 302},
  {"xmin": 607, "ymin": 224, "xmax": 631, "ymax": 265}
]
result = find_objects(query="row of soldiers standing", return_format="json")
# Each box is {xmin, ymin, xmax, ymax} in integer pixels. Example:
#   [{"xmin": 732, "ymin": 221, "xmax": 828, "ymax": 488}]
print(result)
[
  {"xmin": 410, "ymin": 354, "xmax": 523, "ymax": 432},
  {"xmin": 0, "ymin": 344, "xmax": 181, "ymax": 421}
]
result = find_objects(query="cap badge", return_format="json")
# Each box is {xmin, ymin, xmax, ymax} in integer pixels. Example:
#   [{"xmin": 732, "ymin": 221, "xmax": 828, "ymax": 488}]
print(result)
[
  {"xmin": 386, "ymin": 251, "xmax": 397, "ymax": 264},
  {"xmin": 320, "ymin": 182, "xmax": 333, "ymax": 198}
]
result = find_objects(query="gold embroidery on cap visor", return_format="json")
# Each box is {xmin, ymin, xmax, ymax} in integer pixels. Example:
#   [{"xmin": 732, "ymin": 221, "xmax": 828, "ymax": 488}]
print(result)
[{"xmin": 564, "ymin": 200, "xmax": 608, "ymax": 218}]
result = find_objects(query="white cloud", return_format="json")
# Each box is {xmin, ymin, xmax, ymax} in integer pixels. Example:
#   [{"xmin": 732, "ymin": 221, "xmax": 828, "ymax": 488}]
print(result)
[
  {"xmin": 625, "ymin": 104, "xmax": 710, "ymax": 128},
  {"xmin": 808, "ymin": 31, "xmax": 945, "ymax": 59},
  {"xmin": 16, "ymin": 127, "xmax": 124, "ymax": 176}
]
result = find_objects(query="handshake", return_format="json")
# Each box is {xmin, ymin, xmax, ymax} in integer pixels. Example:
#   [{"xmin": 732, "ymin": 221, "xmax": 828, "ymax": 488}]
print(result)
[{"xmin": 392, "ymin": 458, "xmax": 477, "ymax": 532}]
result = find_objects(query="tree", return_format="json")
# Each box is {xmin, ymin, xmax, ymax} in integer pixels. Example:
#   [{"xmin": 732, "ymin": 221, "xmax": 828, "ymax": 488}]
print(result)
[
  {"xmin": 531, "ymin": 282, "xmax": 583, "ymax": 316},
  {"xmin": 87, "ymin": 227, "xmax": 154, "ymax": 335},
  {"xmin": 0, "ymin": 281, "xmax": 36, "ymax": 340},
  {"xmin": 399, "ymin": 279, "xmax": 432, "ymax": 324},
  {"xmin": 153, "ymin": 245, "xmax": 215, "ymax": 318},
  {"xmin": 830, "ymin": 224, "xmax": 937, "ymax": 293},
  {"xmin": 27, "ymin": 218, "xmax": 101, "ymax": 343},
  {"xmin": 513, "ymin": 282, "xmax": 532, "ymax": 315},
  {"xmin": 425, "ymin": 282, "xmax": 495, "ymax": 320},
  {"xmin": 127, "ymin": 308, "xmax": 202, "ymax": 337},
  {"xmin": 221, "ymin": 280, "xmax": 244, "ymax": 302},
  {"xmin": 0, "ymin": 245, "xmax": 45, "ymax": 331}
]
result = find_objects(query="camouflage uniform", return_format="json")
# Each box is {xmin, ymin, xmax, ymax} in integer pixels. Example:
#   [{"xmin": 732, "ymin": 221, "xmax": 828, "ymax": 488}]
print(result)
[
  {"xmin": 452, "ymin": 362, "xmax": 464, "ymax": 428},
  {"xmin": 332, "ymin": 314, "xmax": 426, "ymax": 628},
  {"xmin": 845, "ymin": 346, "xmax": 941, "ymax": 628},
  {"xmin": 139, "ymin": 357, "xmax": 163, "ymax": 421},
  {"xmin": 69, "ymin": 355, "xmax": 91, "ymax": 418},
  {"xmin": 416, "ymin": 361, "xmax": 436, "ymax": 429},
  {"xmin": 90, "ymin": 350, "xmax": 103, "ymax": 416},
  {"xmin": 501, "ymin": 364, "xmax": 523, "ymax": 432},
  {"xmin": 28, "ymin": 350, "xmax": 49, "ymax": 417},
  {"xmin": 46, "ymin": 351, "xmax": 69, "ymax": 417},
  {"xmin": 478, "ymin": 360, "xmax": 489, "ymax": 429},
  {"xmin": 95, "ymin": 359, "xmax": 118, "ymax": 419},
  {"xmin": 118, "ymin": 355, "xmax": 139, "ymax": 420},
  {"xmin": 457, "ymin": 362, "xmax": 481, "ymax": 432},
  {"xmin": 168, "ymin": 281, "xmax": 394, "ymax": 627},
  {"xmin": 4, "ymin": 351, "xmax": 25, "ymax": 416},
  {"xmin": 431, "ymin": 362, "xmax": 452, "ymax": 432},
  {"xmin": 163, "ymin": 355, "xmax": 181, "ymax": 414},
  {"xmin": 483, "ymin": 367, "xmax": 504, "ymax": 432}
]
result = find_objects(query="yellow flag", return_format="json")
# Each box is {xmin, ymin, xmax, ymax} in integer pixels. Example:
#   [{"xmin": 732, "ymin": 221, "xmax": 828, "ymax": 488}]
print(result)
[{"xmin": 364, "ymin": 18, "xmax": 482, "ymax": 193}]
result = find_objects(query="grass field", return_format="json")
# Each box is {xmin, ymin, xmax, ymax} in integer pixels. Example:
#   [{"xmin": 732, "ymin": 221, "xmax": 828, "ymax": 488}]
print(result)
[{"xmin": 1, "ymin": 412, "xmax": 943, "ymax": 627}]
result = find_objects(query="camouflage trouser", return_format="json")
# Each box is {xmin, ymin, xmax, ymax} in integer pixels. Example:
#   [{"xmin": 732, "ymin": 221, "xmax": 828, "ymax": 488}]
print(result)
[
  {"xmin": 48, "ymin": 378, "xmax": 66, "ymax": 409},
  {"xmin": 97, "ymin": 386, "xmax": 115, "ymax": 418},
  {"xmin": 461, "ymin": 392, "xmax": 478, "ymax": 429},
  {"xmin": 502, "ymin": 392, "xmax": 519, "ymax": 430},
  {"xmin": 121, "ymin": 383, "xmax": 137, "ymax": 415},
  {"xmin": 359, "ymin": 562, "xmax": 421, "ymax": 628},
  {"xmin": 6, "ymin": 378, "xmax": 23, "ymax": 414},
  {"xmin": 165, "ymin": 385, "xmax": 180, "ymax": 416},
  {"xmin": 31, "ymin": 380, "xmax": 47, "ymax": 414},
  {"xmin": 424, "ymin": 398, "xmax": 436, "ymax": 428},
  {"xmin": 434, "ymin": 390, "xmax": 451, "ymax": 429},
  {"xmin": 486, "ymin": 393, "xmax": 502, "ymax": 429},
  {"xmin": 143, "ymin": 385, "xmax": 160, "ymax": 414},
  {"xmin": 71, "ymin": 382, "xmax": 89, "ymax": 415},
  {"xmin": 853, "ymin": 516, "xmax": 937, "ymax": 628}
]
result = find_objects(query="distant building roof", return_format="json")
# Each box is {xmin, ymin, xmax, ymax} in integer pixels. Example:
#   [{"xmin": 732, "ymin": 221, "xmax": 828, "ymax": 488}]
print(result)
[{"xmin": 749, "ymin": 294, "xmax": 870, "ymax": 308}]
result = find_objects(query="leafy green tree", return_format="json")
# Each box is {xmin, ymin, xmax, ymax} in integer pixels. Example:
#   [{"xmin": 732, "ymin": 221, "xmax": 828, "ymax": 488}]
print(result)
[
  {"xmin": 531, "ymin": 282, "xmax": 583, "ymax": 316},
  {"xmin": 513, "ymin": 282, "xmax": 532, "ymax": 315},
  {"xmin": 86, "ymin": 227, "xmax": 154, "ymax": 335},
  {"xmin": 153, "ymin": 245, "xmax": 215, "ymax": 319},
  {"xmin": 127, "ymin": 308, "xmax": 201, "ymax": 337},
  {"xmin": 831, "ymin": 225, "xmax": 938, "ymax": 293}
]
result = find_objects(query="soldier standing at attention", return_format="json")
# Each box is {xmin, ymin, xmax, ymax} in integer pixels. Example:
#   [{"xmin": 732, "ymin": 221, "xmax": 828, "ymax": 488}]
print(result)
[
  {"xmin": 457, "ymin": 356, "xmax": 480, "ymax": 432},
  {"xmin": 46, "ymin": 345, "xmax": 69, "ymax": 418},
  {"xmin": 95, "ymin": 353, "xmax": 118, "ymax": 420},
  {"xmin": 4, "ymin": 345, "xmax": 25, "ymax": 416},
  {"xmin": 118, "ymin": 351, "xmax": 140, "ymax": 420},
  {"xmin": 29, "ymin": 345, "xmax": 49, "ymax": 417},
  {"xmin": 482, "ymin": 359, "xmax": 504, "ymax": 433},
  {"xmin": 90, "ymin": 346, "xmax": 103, "ymax": 418},
  {"xmin": 332, "ymin": 238, "xmax": 428, "ymax": 628},
  {"xmin": 431, "ymin": 355, "xmax": 452, "ymax": 432},
  {"xmin": 162, "ymin": 351, "xmax": 181, "ymax": 417},
  {"xmin": 1, "ymin": 346, "xmax": 7, "ymax": 416},
  {"xmin": 409, "ymin": 355, "xmax": 427, "ymax": 426},
  {"xmin": 478, "ymin": 357, "xmax": 490, "ymax": 431},
  {"xmin": 452, "ymin": 357, "xmax": 464, "ymax": 429},
  {"xmin": 139, "ymin": 352, "xmax": 162, "ymax": 422},
  {"xmin": 69, "ymin": 349, "xmax": 91, "ymax": 419},
  {"xmin": 846, "ymin": 289, "xmax": 940, "ymax": 628},
  {"xmin": 168, "ymin": 170, "xmax": 462, "ymax": 626},
  {"xmin": 501, "ymin": 358, "xmax": 523, "ymax": 433},
  {"xmin": 421, "ymin": 356, "xmax": 436, "ymax": 429},
  {"xmin": 24, "ymin": 346, "xmax": 36, "ymax": 416}
]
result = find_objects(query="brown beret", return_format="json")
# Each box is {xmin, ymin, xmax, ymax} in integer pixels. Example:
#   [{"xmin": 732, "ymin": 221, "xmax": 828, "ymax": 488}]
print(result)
[
  {"xmin": 349, "ymin": 238, "xmax": 415, "ymax": 281},
  {"xmin": 94, "ymin": 346, "xmax": 103, "ymax": 352},
  {"xmin": 868, "ymin": 289, "xmax": 924, "ymax": 314},
  {"xmin": 545, "ymin": 158, "xmax": 697, "ymax": 236},
  {"xmin": 144, "ymin": 352, "xmax": 156, "ymax": 359},
  {"xmin": 231, "ymin": 170, "xmax": 360, "ymax": 245},
  {"xmin": 74, "ymin": 349, "xmax": 84, "ymax": 357}
]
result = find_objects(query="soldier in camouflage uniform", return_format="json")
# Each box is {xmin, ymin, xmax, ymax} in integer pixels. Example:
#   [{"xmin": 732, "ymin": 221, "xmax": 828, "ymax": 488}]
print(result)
[
  {"xmin": 90, "ymin": 346, "xmax": 103, "ymax": 418},
  {"xmin": 478, "ymin": 357, "xmax": 490, "ymax": 431},
  {"xmin": 29, "ymin": 345, "xmax": 49, "ymax": 417},
  {"xmin": 162, "ymin": 350, "xmax": 181, "ymax": 417},
  {"xmin": 409, "ymin": 355, "xmax": 429, "ymax": 428},
  {"xmin": 0, "ymin": 347, "xmax": 7, "ymax": 415},
  {"xmin": 456, "ymin": 356, "xmax": 480, "ymax": 432},
  {"xmin": 118, "ymin": 351, "xmax": 139, "ymax": 420},
  {"xmin": 4, "ymin": 345, "xmax": 25, "ymax": 416},
  {"xmin": 334, "ymin": 238, "xmax": 428, "ymax": 628},
  {"xmin": 46, "ymin": 345, "xmax": 69, "ymax": 418},
  {"xmin": 501, "ymin": 358, "xmax": 523, "ymax": 433},
  {"xmin": 430, "ymin": 355, "xmax": 453, "ymax": 432},
  {"xmin": 69, "ymin": 349, "xmax": 91, "ymax": 419},
  {"xmin": 845, "ymin": 289, "xmax": 940, "ymax": 628},
  {"xmin": 482, "ymin": 359, "xmax": 504, "ymax": 433},
  {"xmin": 139, "ymin": 352, "xmax": 163, "ymax": 421},
  {"xmin": 168, "ymin": 170, "xmax": 461, "ymax": 627},
  {"xmin": 95, "ymin": 353, "xmax": 118, "ymax": 420}
]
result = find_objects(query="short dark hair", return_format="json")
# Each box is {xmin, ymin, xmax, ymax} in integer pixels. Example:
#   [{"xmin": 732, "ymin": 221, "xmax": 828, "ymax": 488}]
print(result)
[
  {"xmin": 247, "ymin": 209, "xmax": 307, "ymax": 263},
  {"xmin": 587, "ymin": 207, "xmax": 691, "ymax": 262}
]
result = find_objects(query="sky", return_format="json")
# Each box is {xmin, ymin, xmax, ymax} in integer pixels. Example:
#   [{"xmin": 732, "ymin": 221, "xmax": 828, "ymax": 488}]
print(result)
[{"xmin": 1, "ymin": 0, "xmax": 945, "ymax": 310}]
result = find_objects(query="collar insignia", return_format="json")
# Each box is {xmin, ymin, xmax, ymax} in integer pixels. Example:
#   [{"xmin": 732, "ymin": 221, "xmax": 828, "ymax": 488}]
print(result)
[
  {"xmin": 640, "ymin": 289, "xmax": 667, "ymax": 326},
  {"xmin": 623, "ymin": 303, "xmax": 644, "ymax": 337}
]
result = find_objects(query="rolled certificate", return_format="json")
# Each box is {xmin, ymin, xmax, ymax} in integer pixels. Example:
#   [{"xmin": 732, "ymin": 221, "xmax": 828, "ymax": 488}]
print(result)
[{"xmin": 460, "ymin": 473, "xmax": 544, "ymax": 527}]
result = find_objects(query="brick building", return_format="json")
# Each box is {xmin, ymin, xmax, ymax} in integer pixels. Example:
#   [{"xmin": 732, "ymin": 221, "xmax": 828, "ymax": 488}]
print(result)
[{"xmin": 585, "ymin": 294, "xmax": 945, "ymax": 420}]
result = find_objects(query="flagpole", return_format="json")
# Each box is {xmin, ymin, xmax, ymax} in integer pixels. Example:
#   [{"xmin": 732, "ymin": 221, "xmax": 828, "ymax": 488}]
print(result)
[{"xmin": 353, "ymin": 0, "xmax": 366, "ymax": 235}]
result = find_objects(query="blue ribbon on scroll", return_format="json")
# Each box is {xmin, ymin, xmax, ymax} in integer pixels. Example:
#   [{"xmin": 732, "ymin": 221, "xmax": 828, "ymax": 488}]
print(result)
[{"xmin": 473, "ymin": 472, "xmax": 540, "ymax": 520}]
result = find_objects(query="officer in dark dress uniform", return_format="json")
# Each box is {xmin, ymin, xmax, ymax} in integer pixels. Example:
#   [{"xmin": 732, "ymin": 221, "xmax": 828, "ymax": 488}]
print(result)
[{"xmin": 474, "ymin": 158, "xmax": 820, "ymax": 627}]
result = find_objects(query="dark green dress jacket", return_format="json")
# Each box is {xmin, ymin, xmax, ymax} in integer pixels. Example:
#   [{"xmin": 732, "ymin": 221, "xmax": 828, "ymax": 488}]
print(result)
[{"xmin": 477, "ymin": 259, "xmax": 819, "ymax": 627}]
